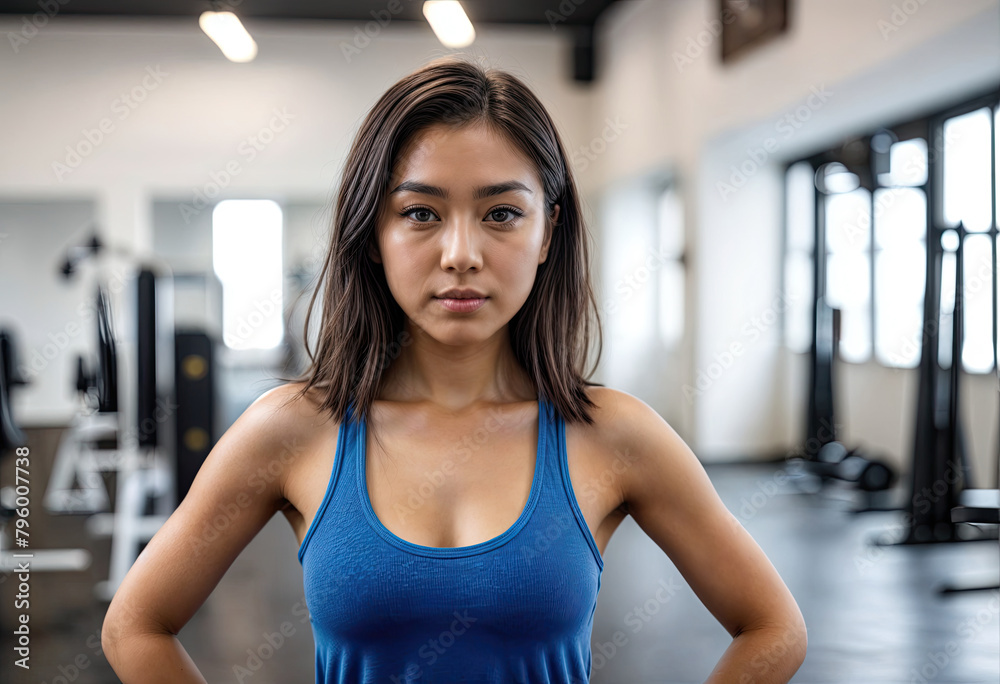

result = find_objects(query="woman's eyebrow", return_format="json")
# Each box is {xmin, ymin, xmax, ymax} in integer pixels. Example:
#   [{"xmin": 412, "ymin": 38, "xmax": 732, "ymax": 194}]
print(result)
[{"xmin": 388, "ymin": 180, "xmax": 533, "ymax": 200}]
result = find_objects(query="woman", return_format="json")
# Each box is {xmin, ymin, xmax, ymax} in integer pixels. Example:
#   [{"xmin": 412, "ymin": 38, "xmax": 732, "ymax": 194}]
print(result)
[{"xmin": 102, "ymin": 56, "xmax": 807, "ymax": 683}]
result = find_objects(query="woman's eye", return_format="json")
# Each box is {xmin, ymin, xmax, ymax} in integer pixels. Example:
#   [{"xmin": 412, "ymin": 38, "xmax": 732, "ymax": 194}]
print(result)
[
  {"xmin": 488, "ymin": 207, "xmax": 524, "ymax": 224},
  {"xmin": 399, "ymin": 206, "xmax": 522, "ymax": 225},
  {"xmin": 400, "ymin": 207, "xmax": 437, "ymax": 222}
]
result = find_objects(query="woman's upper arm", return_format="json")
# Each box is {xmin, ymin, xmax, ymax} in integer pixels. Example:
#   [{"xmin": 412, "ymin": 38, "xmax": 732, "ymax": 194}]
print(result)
[
  {"xmin": 102, "ymin": 383, "xmax": 312, "ymax": 640},
  {"xmin": 606, "ymin": 389, "xmax": 806, "ymax": 640}
]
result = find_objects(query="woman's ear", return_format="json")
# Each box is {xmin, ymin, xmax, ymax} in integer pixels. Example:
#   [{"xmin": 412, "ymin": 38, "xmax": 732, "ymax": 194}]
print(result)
[{"xmin": 540, "ymin": 203, "xmax": 559, "ymax": 264}]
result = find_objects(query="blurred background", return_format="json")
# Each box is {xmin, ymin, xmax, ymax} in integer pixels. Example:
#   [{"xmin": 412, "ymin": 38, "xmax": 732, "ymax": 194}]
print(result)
[{"xmin": 0, "ymin": 0, "xmax": 998, "ymax": 681}]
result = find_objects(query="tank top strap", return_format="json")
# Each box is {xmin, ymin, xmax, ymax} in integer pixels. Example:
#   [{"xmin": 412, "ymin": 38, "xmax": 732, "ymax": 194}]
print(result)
[
  {"xmin": 536, "ymin": 395, "xmax": 605, "ymax": 572},
  {"xmin": 536, "ymin": 395, "xmax": 562, "ymax": 502},
  {"xmin": 343, "ymin": 397, "xmax": 361, "ymax": 478},
  {"xmin": 537, "ymin": 395, "xmax": 558, "ymax": 479}
]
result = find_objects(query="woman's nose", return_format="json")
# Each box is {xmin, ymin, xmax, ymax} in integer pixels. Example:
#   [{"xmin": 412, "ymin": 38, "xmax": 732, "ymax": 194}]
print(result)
[{"xmin": 439, "ymin": 217, "xmax": 484, "ymax": 271}]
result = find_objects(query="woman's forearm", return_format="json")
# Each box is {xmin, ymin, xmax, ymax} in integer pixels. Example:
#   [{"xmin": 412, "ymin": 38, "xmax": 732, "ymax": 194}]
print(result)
[
  {"xmin": 104, "ymin": 631, "xmax": 209, "ymax": 684},
  {"xmin": 703, "ymin": 625, "xmax": 808, "ymax": 684}
]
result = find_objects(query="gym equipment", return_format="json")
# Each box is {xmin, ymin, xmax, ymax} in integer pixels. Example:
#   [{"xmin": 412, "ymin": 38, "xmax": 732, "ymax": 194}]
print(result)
[
  {"xmin": 0, "ymin": 328, "xmax": 91, "ymax": 573},
  {"xmin": 170, "ymin": 271, "xmax": 222, "ymax": 504},
  {"xmin": 809, "ymin": 441, "xmax": 896, "ymax": 493},
  {"xmin": 793, "ymin": 158, "xmax": 899, "ymax": 510},
  {"xmin": 0, "ymin": 330, "xmax": 27, "ymax": 451},
  {"xmin": 41, "ymin": 231, "xmax": 179, "ymax": 600},
  {"xmin": 86, "ymin": 263, "xmax": 177, "ymax": 601},
  {"xmin": 900, "ymin": 218, "xmax": 974, "ymax": 544},
  {"xmin": 174, "ymin": 329, "xmax": 215, "ymax": 504},
  {"xmin": 44, "ymin": 286, "xmax": 120, "ymax": 514},
  {"xmin": 788, "ymin": 152, "xmax": 901, "ymax": 508}
]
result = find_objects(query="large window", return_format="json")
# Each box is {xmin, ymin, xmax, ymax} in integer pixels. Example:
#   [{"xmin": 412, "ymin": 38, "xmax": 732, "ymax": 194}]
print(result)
[
  {"xmin": 783, "ymin": 161, "xmax": 814, "ymax": 354},
  {"xmin": 874, "ymin": 138, "xmax": 927, "ymax": 368},
  {"xmin": 657, "ymin": 184, "xmax": 686, "ymax": 347},
  {"xmin": 782, "ymin": 89, "xmax": 999, "ymax": 375},
  {"xmin": 211, "ymin": 199, "xmax": 284, "ymax": 350},
  {"xmin": 942, "ymin": 107, "xmax": 996, "ymax": 373}
]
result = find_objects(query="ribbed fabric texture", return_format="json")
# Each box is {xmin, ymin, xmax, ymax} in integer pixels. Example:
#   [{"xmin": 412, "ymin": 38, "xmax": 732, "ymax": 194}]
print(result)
[{"xmin": 298, "ymin": 396, "xmax": 604, "ymax": 684}]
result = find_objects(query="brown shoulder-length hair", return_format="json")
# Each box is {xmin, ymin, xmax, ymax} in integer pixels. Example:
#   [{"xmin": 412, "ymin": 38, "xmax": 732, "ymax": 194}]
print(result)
[{"xmin": 278, "ymin": 55, "xmax": 603, "ymax": 432}]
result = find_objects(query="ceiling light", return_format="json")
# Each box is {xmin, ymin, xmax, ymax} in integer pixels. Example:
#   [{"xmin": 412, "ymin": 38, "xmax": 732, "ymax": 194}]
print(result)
[
  {"xmin": 199, "ymin": 11, "xmax": 258, "ymax": 63},
  {"xmin": 422, "ymin": 1, "xmax": 476, "ymax": 48}
]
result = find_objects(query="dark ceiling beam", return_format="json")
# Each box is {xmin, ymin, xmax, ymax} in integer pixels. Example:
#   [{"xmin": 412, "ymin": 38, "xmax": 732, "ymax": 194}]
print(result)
[{"xmin": 0, "ymin": 1, "xmax": 620, "ymax": 82}]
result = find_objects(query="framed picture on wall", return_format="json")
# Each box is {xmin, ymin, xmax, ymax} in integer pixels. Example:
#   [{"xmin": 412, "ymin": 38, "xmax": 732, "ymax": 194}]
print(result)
[{"xmin": 720, "ymin": 0, "xmax": 789, "ymax": 64}]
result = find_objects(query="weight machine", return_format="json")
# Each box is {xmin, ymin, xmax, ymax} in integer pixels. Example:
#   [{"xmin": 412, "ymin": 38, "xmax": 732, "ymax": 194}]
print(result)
[{"xmin": 41, "ymin": 232, "xmax": 178, "ymax": 601}]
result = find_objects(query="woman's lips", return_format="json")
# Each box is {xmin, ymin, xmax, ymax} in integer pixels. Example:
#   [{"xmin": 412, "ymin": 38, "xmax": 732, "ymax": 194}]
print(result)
[{"xmin": 434, "ymin": 297, "xmax": 488, "ymax": 313}]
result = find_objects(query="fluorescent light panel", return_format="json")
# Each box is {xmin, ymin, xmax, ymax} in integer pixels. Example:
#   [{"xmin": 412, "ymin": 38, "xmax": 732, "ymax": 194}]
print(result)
[
  {"xmin": 199, "ymin": 11, "xmax": 258, "ymax": 63},
  {"xmin": 422, "ymin": 1, "xmax": 476, "ymax": 48}
]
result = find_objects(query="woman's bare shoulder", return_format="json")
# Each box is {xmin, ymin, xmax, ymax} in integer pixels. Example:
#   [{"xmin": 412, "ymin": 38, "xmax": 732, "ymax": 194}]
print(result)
[
  {"xmin": 577, "ymin": 385, "xmax": 679, "ymax": 475},
  {"xmin": 234, "ymin": 383, "xmax": 340, "ymax": 478},
  {"xmin": 246, "ymin": 382, "xmax": 340, "ymax": 430},
  {"xmin": 580, "ymin": 384, "xmax": 648, "ymax": 438}
]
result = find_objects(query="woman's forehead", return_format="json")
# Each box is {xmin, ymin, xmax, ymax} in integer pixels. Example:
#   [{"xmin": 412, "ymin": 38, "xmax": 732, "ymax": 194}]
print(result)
[{"xmin": 391, "ymin": 125, "xmax": 540, "ymax": 196}]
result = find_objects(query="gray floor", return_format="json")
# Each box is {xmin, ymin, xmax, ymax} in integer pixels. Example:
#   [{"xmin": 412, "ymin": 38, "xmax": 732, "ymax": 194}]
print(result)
[{"xmin": 2, "ymin": 428, "xmax": 998, "ymax": 683}]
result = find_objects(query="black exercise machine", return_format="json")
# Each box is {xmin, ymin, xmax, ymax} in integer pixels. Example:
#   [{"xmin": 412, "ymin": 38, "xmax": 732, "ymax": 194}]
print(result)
[{"xmin": 0, "ymin": 328, "xmax": 92, "ymax": 573}]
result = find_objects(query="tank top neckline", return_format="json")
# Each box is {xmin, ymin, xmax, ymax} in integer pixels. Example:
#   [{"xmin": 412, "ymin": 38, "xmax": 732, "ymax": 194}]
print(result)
[{"xmin": 354, "ymin": 396, "xmax": 548, "ymax": 559}]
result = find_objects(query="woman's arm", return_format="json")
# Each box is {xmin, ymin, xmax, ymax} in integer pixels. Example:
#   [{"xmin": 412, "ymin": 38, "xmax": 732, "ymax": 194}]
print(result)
[
  {"xmin": 599, "ymin": 389, "xmax": 808, "ymax": 684},
  {"xmin": 101, "ymin": 383, "xmax": 314, "ymax": 682}
]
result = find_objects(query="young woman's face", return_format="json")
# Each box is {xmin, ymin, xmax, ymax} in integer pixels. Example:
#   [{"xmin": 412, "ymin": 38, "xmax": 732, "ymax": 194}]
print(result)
[{"xmin": 371, "ymin": 123, "xmax": 559, "ymax": 346}]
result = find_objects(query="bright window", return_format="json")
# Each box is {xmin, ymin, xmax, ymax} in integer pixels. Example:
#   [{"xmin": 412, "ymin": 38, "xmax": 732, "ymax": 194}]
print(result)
[
  {"xmin": 657, "ymin": 185, "xmax": 685, "ymax": 347},
  {"xmin": 873, "ymin": 183, "xmax": 926, "ymax": 369},
  {"xmin": 943, "ymin": 107, "xmax": 992, "ymax": 233},
  {"xmin": 942, "ymin": 106, "xmax": 996, "ymax": 372},
  {"xmin": 825, "ymin": 188, "xmax": 871, "ymax": 363},
  {"xmin": 783, "ymin": 161, "xmax": 814, "ymax": 354},
  {"xmin": 783, "ymin": 96, "xmax": 1000, "ymax": 376},
  {"xmin": 212, "ymin": 199, "xmax": 284, "ymax": 350}
]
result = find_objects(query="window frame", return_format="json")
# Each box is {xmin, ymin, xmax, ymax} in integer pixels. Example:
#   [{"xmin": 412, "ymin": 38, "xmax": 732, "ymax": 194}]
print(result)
[{"xmin": 780, "ymin": 85, "xmax": 1000, "ymax": 375}]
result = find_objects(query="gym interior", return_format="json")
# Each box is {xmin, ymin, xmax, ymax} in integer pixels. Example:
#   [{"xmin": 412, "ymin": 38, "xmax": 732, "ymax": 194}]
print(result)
[{"xmin": 1, "ymin": 1, "xmax": 998, "ymax": 682}]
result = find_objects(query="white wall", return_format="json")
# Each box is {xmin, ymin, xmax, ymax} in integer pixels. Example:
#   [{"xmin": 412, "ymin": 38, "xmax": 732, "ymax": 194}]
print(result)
[{"xmin": 592, "ymin": 0, "xmax": 999, "ymax": 483}]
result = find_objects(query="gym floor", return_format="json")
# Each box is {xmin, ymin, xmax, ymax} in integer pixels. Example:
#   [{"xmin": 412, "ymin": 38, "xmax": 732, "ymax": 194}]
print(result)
[{"xmin": 1, "ymin": 428, "xmax": 997, "ymax": 683}]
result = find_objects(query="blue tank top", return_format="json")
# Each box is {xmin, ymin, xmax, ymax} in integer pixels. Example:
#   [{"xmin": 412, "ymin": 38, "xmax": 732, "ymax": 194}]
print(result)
[{"xmin": 297, "ymin": 396, "xmax": 604, "ymax": 683}]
